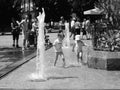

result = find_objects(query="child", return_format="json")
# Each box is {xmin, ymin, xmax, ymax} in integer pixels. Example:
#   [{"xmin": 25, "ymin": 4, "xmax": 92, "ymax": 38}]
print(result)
[
  {"xmin": 53, "ymin": 33, "xmax": 66, "ymax": 67},
  {"xmin": 72, "ymin": 35, "xmax": 85, "ymax": 65}
]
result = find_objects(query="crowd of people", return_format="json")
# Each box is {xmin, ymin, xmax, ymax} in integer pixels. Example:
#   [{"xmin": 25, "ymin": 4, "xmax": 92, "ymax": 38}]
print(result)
[
  {"xmin": 11, "ymin": 17, "xmax": 38, "ymax": 50},
  {"xmin": 11, "ymin": 15, "xmax": 53, "ymax": 50},
  {"xmin": 9, "ymin": 12, "xmax": 120, "ymax": 68},
  {"xmin": 70, "ymin": 18, "xmax": 92, "ymax": 40},
  {"xmin": 10, "ymin": 15, "xmax": 93, "ymax": 66}
]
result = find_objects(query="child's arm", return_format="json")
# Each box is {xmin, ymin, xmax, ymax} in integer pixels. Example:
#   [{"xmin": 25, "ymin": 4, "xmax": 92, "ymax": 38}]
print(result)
[
  {"xmin": 53, "ymin": 44, "xmax": 57, "ymax": 52},
  {"xmin": 82, "ymin": 41, "xmax": 87, "ymax": 46},
  {"xmin": 53, "ymin": 41, "xmax": 57, "ymax": 49},
  {"xmin": 53, "ymin": 41, "xmax": 56, "ymax": 47}
]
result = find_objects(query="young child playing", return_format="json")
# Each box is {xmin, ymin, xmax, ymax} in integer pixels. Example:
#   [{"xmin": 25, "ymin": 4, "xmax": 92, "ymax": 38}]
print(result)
[
  {"xmin": 53, "ymin": 33, "xmax": 66, "ymax": 67},
  {"xmin": 72, "ymin": 35, "xmax": 85, "ymax": 65}
]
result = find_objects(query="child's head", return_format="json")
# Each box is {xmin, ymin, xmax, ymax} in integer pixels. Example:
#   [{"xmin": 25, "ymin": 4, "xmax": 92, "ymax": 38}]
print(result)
[{"xmin": 57, "ymin": 33, "xmax": 63, "ymax": 41}]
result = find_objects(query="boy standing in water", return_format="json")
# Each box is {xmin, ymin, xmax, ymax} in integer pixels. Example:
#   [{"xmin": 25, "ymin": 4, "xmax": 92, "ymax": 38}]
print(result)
[
  {"xmin": 53, "ymin": 33, "xmax": 66, "ymax": 67},
  {"xmin": 72, "ymin": 35, "xmax": 86, "ymax": 65}
]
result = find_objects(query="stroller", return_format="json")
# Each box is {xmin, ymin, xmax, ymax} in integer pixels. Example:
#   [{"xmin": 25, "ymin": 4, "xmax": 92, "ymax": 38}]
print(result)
[
  {"xmin": 28, "ymin": 30, "xmax": 37, "ymax": 47},
  {"xmin": 45, "ymin": 35, "xmax": 52, "ymax": 50}
]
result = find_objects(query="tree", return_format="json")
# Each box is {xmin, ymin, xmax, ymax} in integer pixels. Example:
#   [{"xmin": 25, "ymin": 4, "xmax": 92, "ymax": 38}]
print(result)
[
  {"xmin": 72, "ymin": 0, "xmax": 97, "ymax": 19},
  {"xmin": 0, "ymin": 0, "xmax": 21, "ymax": 28},
  {"xmin": 34, "ymin": 0, "xmax": 71, "ymax": 22},
  {"xmin": 92, "ymin": 0, "xmax": 120, "ymax": 51},
  {"xmin": 95, "ymin": 0, "xmax": 120, "ymax": 29},
  {"xmin": 0, "ymin": 0, "xmax": 12, "ymax": 27}
]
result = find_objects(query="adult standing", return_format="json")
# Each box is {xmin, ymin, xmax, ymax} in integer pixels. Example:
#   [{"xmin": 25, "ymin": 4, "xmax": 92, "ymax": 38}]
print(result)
[
  {"xmin": 70, "ymin": 18, "xmax": 75, "ymax": 39},
  {"xmin": 85, "ymin": 19, "xmax": 91, "ymax": 39},
  {"xmin": 74, "ymin": 18, "xmax": 81, "ymax": 35},
  {"xmin": 20, "ymin": 17, "xmax": 29, "ymax": 50},
  {"xmin": 11, "ymin": 18, "xmax": 20, "ymax": 48},
  {"xmin": 59, "ymin": 16, "xmax": 65, "ymax": 34},
  {"xmin": 49, "ymin": 19, "xmax": 54, "ymax": 32},
  {"xmin": 82, "ymin": 19, "xmax": 87, "ymax": 39},
  {"xmin": 31, "ymin": 19, "xmax": 38, "ymax": 47}
]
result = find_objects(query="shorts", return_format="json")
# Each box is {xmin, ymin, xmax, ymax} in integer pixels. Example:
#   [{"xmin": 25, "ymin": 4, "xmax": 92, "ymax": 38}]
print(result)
[
  {"xmin": 56, "ymin": 52, "xmax": 63, "ymax": 54},
  {"xmin": 75, "ymin": 47, "xmax": 82, "ymax": 54},
  {"xmin": 12, "ymin": 30, "xmax": 20, "ymax": 40},
  {"xmin": 75, "ymin": 28, "xmax": 80, "ymax": 35},
  {"xmin": 82, "ymin": 28, "xmax": 86, "ymax": 35},
  {"xmin": 56, "ymin": 52, "xmax": 64, "ymax": 58},
  {"xmin": 13, "ymin": 34, "xmax": 19, "ymax": 40}
]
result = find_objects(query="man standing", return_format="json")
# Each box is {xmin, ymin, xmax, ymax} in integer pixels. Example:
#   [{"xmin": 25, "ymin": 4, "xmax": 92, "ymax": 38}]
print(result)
[{"xmin": 70, "ymin": 18, "xmax": 75, "ymax": 39}]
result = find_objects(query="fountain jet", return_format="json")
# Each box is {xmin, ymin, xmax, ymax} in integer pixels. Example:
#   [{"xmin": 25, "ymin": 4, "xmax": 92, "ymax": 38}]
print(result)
[
  {"xmin": 64, "ymin": 22, "xmax": 70, "ymax": 48},
  {"xmin": 29, "ymin": 8, "xmax": 47, "ymax": 81}
]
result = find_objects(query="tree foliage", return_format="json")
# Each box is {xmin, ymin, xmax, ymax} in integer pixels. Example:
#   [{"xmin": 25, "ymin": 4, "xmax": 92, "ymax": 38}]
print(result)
[
  {"xmin": 93, "ymin": 0, "xmax": 120, "ymax": 51},
  {"xmin": 71, "ymin": 0, "xmax": 96, "ymax": 19},
  {"xmin": 95, "ymin": 0, "xmax": 120, "ymax": 29},
  {"xmin": 34, "ymin": 0, "xmax": 71, "ymax": 22},
  {"xmin": 0, "ymin": 0, "xmax": 21, "ymax": 27},
  {"xmin": 0, "ymin": 0, "xmax": 98, "ymax": 27}
]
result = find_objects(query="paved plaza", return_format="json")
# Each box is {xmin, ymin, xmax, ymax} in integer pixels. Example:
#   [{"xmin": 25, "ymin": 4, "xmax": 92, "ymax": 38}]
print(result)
[
  {"xmin": 0, "ymin": 33, "xmax": 120, "ymax": 89},
  {"xmin": 0, "ymin": 34, "xmax": 36, "ymax": 78}
]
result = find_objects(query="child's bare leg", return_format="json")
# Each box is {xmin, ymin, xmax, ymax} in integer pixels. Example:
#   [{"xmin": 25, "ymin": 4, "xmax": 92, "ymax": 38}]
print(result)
[
  {"xmin": 54, "ymin": 52, "xmax": 59, "ymax": 66},
  {"xmin": 61, "ymin": 53, "xmax": 66, "ymax": 67},
  {"xmin": 79, "ymin": 52, "xmax": 83, "ymax": 63},
  {"xmin": 77, "ymin": 52, "xmax": 80, "ymax": 63}
]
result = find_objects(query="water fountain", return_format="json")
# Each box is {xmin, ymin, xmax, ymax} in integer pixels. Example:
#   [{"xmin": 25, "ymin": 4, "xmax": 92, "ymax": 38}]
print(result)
[
  {"xmin": 64, "ymin": 22, "xmax": 70, "ymax": 48},
  {"xmin": 29, "ymin": 8, "xmax": 47, "ymax": 81}
]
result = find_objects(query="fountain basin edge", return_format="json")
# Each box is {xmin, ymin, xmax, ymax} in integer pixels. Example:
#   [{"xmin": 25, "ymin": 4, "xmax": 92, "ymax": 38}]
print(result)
[{"xmin": 82, "ymin": 46, "xmax": 120, "ymax": 70}]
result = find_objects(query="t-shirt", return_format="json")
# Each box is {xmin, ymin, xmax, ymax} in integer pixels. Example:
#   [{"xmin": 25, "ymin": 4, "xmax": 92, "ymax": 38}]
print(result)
[
  {"xmin": 53, "ymin": 39, "xmax": 63, "ymax": 52},
  {"xmin": 75, "ymin": 40, "xmax": 84, "ymax": 52},
  {"xmin": 21, "ymin": 20, "xmax": 28, "ymax": 33},
  {"xmin": 71, "ymin": 20, "xmax": 75, "ymax": 28},
  {"xmin": 59, "ymin": 21, "xmax": 65, "ymax": 30},
  {"xmin": 11, "ymin": 22, "xmax": 20, "ymax": 34},
  {"xmin": 85, "ymin": 20, "xmax": 90, "ymax": 30},
  {"xmin": 82, "ymin": 21, "xmax": 86, "ymax": 28},
  {"xmin": 75, "ymin": 21, "xmax": 80, "ymax": 29}
]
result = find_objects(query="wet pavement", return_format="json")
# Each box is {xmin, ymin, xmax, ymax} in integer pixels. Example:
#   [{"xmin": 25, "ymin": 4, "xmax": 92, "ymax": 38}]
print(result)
[
  {"xmin": 0, "ymin": 47, "xmax": 36, "ymax": 79},
  {"xmin": 1, "ymin": 33, "xmax": 120, "ymax": 89},
  {"xmin": 0, "ymin": 34, "xmax": 120, "ymax": 89},
  {"xmin": 0, "ymin": 46, "xmax": 53, "ymax": 79},
  {"xmin": 0, "ymin": 34, "xmax": 53, "ymax": 79}
]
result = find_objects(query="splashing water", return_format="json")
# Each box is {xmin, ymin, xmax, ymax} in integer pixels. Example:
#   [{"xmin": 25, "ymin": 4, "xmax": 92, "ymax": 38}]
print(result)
[
  {"xmin": 63, "ymin": 22, "xmax": 70, "ymax": 48},
  {"xmin": 29, "ymin": 8, "xmax": 47, "ymax": 81}
]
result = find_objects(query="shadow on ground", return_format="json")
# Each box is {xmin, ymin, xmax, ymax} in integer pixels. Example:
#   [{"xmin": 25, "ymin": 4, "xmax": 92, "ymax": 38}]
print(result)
[{"xmin": 29, "ymin": 76, "xmax": 78, "ymax": 82}]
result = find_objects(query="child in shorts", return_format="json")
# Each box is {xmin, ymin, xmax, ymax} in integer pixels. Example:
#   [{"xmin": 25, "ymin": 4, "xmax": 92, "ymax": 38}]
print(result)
[
  {"xmin": 53, "ymin": 33, "xmax": 66, "ymax": 67},
  {"xmin": 72, "ymin": 35, "xmax": 86, "ymax": 65}
]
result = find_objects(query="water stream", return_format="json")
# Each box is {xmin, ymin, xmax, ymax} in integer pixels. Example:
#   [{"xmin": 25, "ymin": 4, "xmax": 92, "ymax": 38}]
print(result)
[{"xmin": 29, "ymin": 8, "xmax": 46, "ymax": 81}]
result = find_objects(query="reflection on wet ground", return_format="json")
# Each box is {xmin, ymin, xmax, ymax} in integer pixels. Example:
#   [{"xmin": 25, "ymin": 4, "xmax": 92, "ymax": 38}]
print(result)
[
  {"xmin": 0, "ymin": 44, "xmax": 53, "ymax": 79},
  {"xmin": 0, "ymin": 48, "xmax": 35, "ymax": 63},
  {"xmin": 0, "ymin": 47, "xmax": 36, "ymax": 78}
]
